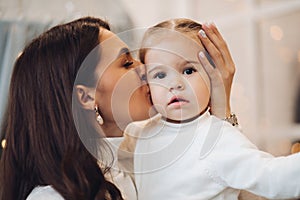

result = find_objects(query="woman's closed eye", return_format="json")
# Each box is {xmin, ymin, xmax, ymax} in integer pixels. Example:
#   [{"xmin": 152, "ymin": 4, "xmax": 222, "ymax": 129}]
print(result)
[
  {"xmin": 183, "ymin": 67, "xmax": 197, "ymax": 75},
  {"xmin": 121, "ymin": 51, "xmax": 134, "ymax": 69},
  {"xmin": 123, "ymin": 60, "xmax": 134, "ymax": 69}
]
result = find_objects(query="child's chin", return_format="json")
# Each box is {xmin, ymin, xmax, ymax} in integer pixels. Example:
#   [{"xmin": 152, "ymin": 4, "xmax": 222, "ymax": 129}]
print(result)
[{"xmin": 164, "ymin": 115, "xmax": 197, "ymax": 123}]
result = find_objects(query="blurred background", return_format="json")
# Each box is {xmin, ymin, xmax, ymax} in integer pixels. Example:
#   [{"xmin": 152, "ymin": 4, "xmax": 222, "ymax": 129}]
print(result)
[{"xmin": 0, "ymin": 0, "xmax": 299, "ymax": 156}]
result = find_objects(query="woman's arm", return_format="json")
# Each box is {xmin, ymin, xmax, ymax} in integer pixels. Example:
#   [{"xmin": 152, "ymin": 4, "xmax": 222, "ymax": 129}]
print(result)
[{"xmin": 197, "ymin": 22, "xmax": 235, "ymax": 119}]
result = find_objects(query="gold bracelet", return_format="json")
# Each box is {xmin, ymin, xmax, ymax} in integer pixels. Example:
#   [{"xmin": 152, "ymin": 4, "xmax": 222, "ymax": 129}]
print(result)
[{"xmin": 224, "ymin": 113, "xmax": 239, "ymax": 126}]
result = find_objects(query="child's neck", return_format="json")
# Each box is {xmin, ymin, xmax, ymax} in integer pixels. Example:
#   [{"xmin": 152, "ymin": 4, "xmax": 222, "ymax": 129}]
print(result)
[{"xmin": 162, "ymin": 106, "xmax": 209, "ymax": 124}]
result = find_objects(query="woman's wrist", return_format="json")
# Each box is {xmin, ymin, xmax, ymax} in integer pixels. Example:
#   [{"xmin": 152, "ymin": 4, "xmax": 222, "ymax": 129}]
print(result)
[
  {"xmin": 225, "ymin": 97, "xmax": 231, "ymax": 117},
  {"xmin": 225, "ymin": 107, "xmax": 231, "ymax": 118}
]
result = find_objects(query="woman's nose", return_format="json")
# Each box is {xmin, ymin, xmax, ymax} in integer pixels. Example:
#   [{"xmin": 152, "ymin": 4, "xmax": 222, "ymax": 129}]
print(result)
[
  {"xmin": 133, "ymin": 58, "xmax": 142, "ymax": 68},
  {"xmin": 133, "ymin": 61, "xmax": 147, "ymax": 83}
]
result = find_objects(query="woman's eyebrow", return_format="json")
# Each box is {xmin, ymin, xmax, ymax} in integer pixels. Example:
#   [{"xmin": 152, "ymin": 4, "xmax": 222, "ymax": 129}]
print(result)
[{"xmin": 116, "ymin": 47, "xmax": 130, "ymax": 58}]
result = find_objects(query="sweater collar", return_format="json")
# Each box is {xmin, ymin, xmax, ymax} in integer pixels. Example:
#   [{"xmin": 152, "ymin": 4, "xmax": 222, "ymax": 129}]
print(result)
[{"xmin": 160, "ymin": 108, "xmax": 211, "ymax": 128}]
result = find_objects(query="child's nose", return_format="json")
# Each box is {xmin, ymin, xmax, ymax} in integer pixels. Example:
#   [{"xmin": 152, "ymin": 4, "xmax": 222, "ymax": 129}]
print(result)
[{"xmin": 169, "ymin": 78, "xmax": 185, "ymax": 91}]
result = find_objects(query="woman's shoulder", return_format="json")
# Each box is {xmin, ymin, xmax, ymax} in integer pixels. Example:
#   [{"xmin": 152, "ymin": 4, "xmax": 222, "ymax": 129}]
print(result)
[{"xmin": 26, "ymin": 185, "xmax": 64, "ymax": 200}]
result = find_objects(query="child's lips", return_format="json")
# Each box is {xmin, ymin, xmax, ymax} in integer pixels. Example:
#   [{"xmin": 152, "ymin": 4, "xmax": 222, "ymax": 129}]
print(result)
[{"xmin": 168, "ymin": 96, "xmax": 189, "ymax": 106}]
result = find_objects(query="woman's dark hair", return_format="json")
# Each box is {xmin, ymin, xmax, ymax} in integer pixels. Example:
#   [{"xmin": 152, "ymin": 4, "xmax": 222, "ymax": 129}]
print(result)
[{"xmin": 0, "ymin": 16, "xmax": 123, "ymax": 200}]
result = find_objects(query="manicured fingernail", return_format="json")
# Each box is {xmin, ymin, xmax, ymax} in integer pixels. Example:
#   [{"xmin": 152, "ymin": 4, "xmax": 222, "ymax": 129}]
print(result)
[
  {"xmin": 199, "ymin": 30, "xmax": 207, "ymax": 38},
  {"xmin": 204, "ymin": 22, "xmax": 210, "ymax": 27},
  {"xmin": 199, "ymin": 51, "xmax": 205, "ymax": 58},
  {"xmin": 205, "ymin": 21, "xmax": 216, "ymax": 28}
]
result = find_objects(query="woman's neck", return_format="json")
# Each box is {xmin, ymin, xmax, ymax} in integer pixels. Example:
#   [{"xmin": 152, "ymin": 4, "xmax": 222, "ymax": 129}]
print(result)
[{"xmin": 101, "ymin": 122, "xmax": 124, "ymax": 137}]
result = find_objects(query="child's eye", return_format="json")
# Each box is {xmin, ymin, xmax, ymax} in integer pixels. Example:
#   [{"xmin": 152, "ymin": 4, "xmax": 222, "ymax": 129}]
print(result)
[
  {"xmin": 183, "ymin": 67, "xmax": 197, "ymax": 75},
  {"xmin": 153, "ymin": 72, "xmax": 166, "ymax": 79}
]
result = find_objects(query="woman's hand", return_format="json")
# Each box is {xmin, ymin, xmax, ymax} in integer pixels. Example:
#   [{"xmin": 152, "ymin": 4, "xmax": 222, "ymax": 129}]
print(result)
[{"xmin": 197, "ymin": 22, "xmax": 235, "ymax": 119}]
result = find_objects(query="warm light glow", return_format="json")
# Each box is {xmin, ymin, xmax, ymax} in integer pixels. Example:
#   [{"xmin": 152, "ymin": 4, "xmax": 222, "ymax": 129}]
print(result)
[
  {"xmin": 298, "ymin": 51, "xmax": 300, "ymax": 63},
  {"xmin": 278, "ymin": 47, "xmax": 293, "ymax": 63},
  {"xmin": 270, "ymin": 25, "xmax": 283, "ymax": 41},
  {"xmin": 1, "ymin": 139, "xmax": 6, "ymax": 149}
]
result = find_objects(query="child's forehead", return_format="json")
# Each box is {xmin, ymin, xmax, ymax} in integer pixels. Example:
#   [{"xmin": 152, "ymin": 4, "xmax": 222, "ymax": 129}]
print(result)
[
  {"xmin": 146, "ymin": 37, "xmax": 203, "ymax": 63},
  {"xmin": 146, "ymin": 48, "xmax": 189, "ymax": 63},
  {"xmin": 145, "ymin": 48, "xmax": 205, "ymax": 75},
  {"xmin": 147, "ymin": 28, "xmax": 202, "ymax": 46},
  {"xmin": 145, "ymin": 29, "xmax": 203, "ymax": 56},
  {"xmin": 145, "ymin": 51, "xmax": 186, "ymax": 69}
]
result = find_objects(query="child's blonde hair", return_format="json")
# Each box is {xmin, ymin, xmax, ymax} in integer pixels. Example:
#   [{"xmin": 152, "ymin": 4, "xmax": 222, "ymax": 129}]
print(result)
[{"xmin": 139, "ymin": 18, "xmax": 202, "ymax": 63}]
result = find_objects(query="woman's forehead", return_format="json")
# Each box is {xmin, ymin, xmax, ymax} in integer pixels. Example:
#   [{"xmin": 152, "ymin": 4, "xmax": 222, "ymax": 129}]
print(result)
[
  {"xmin": 92, "ymin": 29, "xmax": 131, "ymax": 78},
  {"xmin": 98, "ymin": 29, "xmax": 128, "ymax": 62},
  {"xmin": 100, "ymin": 29, "xmax": 127, "ymax": 47},
  {"xmin": 99, "ymin": 29, "xmax": 114, "ymax": 41}
]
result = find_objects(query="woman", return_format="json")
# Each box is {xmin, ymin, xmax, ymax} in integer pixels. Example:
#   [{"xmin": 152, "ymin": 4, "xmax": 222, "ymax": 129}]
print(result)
[
  {"xmin": 0, "ymin": 17, "xmax": 125, "ymax": 200},
  {"xmin": 0, "ymin": 17, "xmax": 234, "ymax": 199}
]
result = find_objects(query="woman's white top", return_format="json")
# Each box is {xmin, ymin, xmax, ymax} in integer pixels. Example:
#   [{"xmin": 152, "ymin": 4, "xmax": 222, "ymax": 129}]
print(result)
[
  {"xmin": 26, "ymin": 186, "xmax": 63, "ymax": 200},
  {"xmin": 27, "ymin": 137, "xmax": 137, "ymax": 200}
]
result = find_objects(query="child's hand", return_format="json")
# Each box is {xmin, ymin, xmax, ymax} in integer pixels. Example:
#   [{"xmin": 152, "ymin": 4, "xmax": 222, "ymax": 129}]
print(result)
[{"xmin": 197, "ymin": 23, "xmax": 235, "ymax": 119}]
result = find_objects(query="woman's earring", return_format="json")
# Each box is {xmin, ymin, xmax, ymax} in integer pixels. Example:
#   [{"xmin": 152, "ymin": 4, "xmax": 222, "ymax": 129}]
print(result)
[{"xmin": 94, "ymin": 105, "xmax": 104, "ymax": 125}]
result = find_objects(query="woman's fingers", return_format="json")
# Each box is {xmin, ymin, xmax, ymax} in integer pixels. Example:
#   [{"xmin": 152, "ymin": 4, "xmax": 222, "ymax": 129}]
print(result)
[
  {"xmin": 201, "ymin": 23, "xmax": 235, "ymax": 74},
  {"xmin": 198, "ymin": 23, "xmax": 235, "ymax": 90},
  {"xmin": 198, "ymin": 51, "xmax": 213, "ymax": 75},
  {"xmin": 210, "ymin": 24, "xmax": 236, "ymax": 74},
  {"xmin": 198, "ymin": 29, "xmax": 225, "ymax": 73},
  {"xmin": 197, "ymin": 23, "xmax": 236, "ymax": 118},
  {"xmin": 209, "ymin": 23, "xmax": 233, "ymax": 61},
  {"xmin": 198, "ymin": 51, "xmax": 227, "ymax": 118},
  {"xmin": 198, "ymin": 51, "xmax": 223, "ymax": 86}
]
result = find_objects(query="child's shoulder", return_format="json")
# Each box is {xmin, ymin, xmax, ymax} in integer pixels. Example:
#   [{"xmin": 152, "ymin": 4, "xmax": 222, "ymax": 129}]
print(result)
[
  {"xmin": 124, "ymin": 114, "xmax": 162, "ymax": 137},
  {"xmin": 207, "ymin": 115, "xmax": 258, "ymax": 152}
]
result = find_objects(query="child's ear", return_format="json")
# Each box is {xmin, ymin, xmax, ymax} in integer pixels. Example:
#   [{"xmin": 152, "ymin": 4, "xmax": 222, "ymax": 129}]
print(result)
[{"xmin": 75, "ymin": 85, "xmax": 95, "ymax": 110}]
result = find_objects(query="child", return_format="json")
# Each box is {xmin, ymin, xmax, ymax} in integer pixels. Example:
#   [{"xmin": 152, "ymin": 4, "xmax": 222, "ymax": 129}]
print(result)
[{"xmin": 124, "ymin": 18, "xmax": 300, "ymax": 200}]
